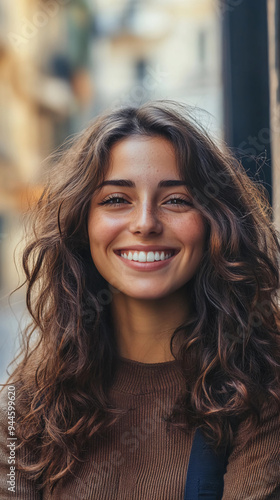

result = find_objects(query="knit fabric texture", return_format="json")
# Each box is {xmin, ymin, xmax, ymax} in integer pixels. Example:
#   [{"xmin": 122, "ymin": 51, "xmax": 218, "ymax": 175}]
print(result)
[{"xmin": 0, "ymin": 357, "xmax": 280, "ymax": 499}]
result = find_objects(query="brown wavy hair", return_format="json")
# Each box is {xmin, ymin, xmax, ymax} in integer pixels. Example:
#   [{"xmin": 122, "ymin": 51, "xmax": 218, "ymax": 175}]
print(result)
[{"xmin": 5, "ymin": 101, "xmax": 280, "ymax": 489}]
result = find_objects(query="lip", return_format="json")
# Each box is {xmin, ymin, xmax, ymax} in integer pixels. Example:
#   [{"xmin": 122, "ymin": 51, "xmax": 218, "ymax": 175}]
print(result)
[
  {"xmin": 114, "ymin": 245, "xmax": 179, "ymax": 254},
  {"xmin": 113, "ymin": 247, "xmax": 179, "ymax": 271}
]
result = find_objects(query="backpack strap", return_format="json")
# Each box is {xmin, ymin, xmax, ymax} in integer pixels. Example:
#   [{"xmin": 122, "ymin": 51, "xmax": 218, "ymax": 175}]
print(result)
[{"xmin": 184, "ymin": 428, "xmax": 229, "ymax": 500}]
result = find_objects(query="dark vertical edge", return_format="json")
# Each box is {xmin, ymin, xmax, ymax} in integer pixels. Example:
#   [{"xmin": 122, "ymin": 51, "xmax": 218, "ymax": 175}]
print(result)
[{"xmin": 221, "ymin": 0, "xmax": 272, "ymax": 204}]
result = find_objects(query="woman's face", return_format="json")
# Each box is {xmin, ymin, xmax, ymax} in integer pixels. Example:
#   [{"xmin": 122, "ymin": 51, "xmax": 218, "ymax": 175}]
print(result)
[{"xmin": 88, "ymin": 135, "xmax": 206, "ymax": 301}]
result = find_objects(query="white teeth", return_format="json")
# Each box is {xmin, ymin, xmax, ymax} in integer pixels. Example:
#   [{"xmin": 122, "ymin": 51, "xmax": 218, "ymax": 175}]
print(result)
[
  {"xmin": 119, "ymin": 250, "xmax": 174, "ymax": 262},
  {"xmin": 138, "ymin": 251, "xmax": 147, "ymax": 262},
  {"xmin": 147, "ymin": 251, "xmax": 154, "ymax": 262}
]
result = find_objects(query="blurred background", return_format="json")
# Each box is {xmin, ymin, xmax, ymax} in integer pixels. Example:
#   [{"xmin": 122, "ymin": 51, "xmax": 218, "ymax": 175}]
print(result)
[{"xmin": 0, "ymin": 0, "xmax": 279, "ymax": 381}]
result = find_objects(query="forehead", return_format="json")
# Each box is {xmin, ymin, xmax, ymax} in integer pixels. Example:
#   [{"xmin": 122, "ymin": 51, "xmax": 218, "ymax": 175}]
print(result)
[{"xmin": 107, "ymin": 135, "xmax": 180, "ymax": 180}]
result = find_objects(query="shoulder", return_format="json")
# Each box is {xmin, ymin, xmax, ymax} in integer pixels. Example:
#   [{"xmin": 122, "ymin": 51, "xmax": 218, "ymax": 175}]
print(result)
[{"xmin": 223, "ymin": 401, "xmax": 280, "ymax": 499}]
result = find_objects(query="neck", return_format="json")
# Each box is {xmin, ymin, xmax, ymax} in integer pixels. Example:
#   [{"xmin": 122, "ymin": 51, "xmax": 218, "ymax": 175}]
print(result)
[{"xmin": 111, "ymin": 288, "xmax": 190, "ymax": 363}]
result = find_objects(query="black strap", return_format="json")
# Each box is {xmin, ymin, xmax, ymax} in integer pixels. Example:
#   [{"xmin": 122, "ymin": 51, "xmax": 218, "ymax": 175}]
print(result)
[{"xmin": 184, "ymin": 428, "xmax": 229, "ymax": 500}]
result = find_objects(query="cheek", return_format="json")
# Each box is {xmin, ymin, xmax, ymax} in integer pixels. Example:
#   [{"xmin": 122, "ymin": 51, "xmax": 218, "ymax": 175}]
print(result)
[
  {"xmin": 174, "ymin": 214, "xmax": 206, "ymax": 249},
  {"xmin": 88, "ymin": 213, "xmax": 125, "ymax": 253}
]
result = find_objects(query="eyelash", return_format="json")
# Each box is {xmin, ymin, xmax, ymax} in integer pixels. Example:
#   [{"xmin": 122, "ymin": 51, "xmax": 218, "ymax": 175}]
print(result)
[{"xmin": 99, "ymin": 195, "xmax": 192, "ymax": 207}]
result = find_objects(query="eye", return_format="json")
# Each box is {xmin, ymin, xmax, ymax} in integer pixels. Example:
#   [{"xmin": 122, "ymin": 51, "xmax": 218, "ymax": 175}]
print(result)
[
  {"xmin": 98, "ymin": 195, "xmax": 130, "ymax": 206},
  {"xmin": 165, "ymin": 197, "xmax": 193, "ymax": 206},
  {"xmin": 98, "ymin": 195, "xmax": 193, "ymax": 207}
]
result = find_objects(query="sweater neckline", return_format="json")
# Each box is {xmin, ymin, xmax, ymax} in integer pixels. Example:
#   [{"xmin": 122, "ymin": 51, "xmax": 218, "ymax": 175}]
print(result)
[{"xmin": 111, "ymin": 356, "xmax": 183, "ymax": 395}]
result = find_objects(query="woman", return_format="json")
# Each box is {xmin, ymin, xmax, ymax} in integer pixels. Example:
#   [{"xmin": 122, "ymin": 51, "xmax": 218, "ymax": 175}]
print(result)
[{"xmin": 0, "ymin": 101, "xmax": 280, "ymax": 499}]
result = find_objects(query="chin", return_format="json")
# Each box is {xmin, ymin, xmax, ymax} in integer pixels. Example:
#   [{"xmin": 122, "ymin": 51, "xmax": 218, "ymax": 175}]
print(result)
[{"xmin": 122, "ymin": 287, "xmax": 174, "ymax": 301}]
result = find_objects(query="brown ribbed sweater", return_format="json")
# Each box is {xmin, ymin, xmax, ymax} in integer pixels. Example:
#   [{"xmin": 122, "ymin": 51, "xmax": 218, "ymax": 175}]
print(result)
[{"xmin": 0, "ymin": 358, "xmax": 280, "ymax": 499}]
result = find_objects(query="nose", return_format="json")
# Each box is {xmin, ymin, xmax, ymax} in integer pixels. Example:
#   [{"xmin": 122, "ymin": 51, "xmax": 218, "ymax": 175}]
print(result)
[{"xmin": 129, "ymin": 201, "xmax": 163, "ymax": 236}]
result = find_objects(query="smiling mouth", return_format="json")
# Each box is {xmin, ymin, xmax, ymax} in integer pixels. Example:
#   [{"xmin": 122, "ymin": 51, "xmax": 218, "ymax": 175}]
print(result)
[{"xmin": 114, "ymin": 249, "xmax": 177, "ymax": 263}]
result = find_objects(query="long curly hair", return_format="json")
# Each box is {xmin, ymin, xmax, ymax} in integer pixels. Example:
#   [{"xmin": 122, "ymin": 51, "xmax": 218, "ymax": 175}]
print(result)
[{"xmin": 6, "ymin": 101, "xmax": 280, "ymax": 489}]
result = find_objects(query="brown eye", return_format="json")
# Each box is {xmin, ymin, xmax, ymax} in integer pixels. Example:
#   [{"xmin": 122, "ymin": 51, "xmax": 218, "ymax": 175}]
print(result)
[
  {"xmin": 166, "ymin": 197, "xmax": 192, "ymax": 206},
  {"xmin": 99, "ymin": 196, "xmax": 130, "ymax": 206}
]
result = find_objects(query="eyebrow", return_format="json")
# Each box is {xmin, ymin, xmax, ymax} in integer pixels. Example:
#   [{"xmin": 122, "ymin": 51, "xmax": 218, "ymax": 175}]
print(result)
[{"xmin": 96, "ymin": 179, "xmax": 187, "ymax": 189}]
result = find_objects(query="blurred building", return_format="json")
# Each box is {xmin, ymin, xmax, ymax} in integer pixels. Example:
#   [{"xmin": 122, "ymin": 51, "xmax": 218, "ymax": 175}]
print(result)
[
  {"xmin": 0, "ymin": 0, "xmax": 93, "ymax": 294},
  {"xmin": 91, "ymin": 0, "xmax": 222, "ymax": 133}
]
